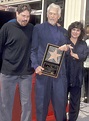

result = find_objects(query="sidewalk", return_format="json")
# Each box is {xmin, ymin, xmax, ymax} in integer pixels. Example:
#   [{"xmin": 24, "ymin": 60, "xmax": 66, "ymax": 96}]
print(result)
[{"xmin": 77, "ymin": 102, "xmax": 89, "ymax": 121}]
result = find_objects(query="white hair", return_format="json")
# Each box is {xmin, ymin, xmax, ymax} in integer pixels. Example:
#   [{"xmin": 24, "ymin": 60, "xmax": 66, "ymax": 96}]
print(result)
[{"xmin": 47, "ymin": 3, "xmax": 61, "ymax": 16}]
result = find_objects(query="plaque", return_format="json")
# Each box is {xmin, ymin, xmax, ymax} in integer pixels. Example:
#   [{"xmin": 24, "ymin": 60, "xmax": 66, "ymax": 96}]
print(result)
[{"xmin": 41, "ymin": 43, "xmax": 65, "ymax": 78}]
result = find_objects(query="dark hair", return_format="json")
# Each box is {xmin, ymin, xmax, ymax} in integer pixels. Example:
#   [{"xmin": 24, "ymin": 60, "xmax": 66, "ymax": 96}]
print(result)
[
  {"xmin": 68, "ymin": 21, "xmax": 85, "ymax": 40},
  {"xmin": 17, "ymin": 4, "xmax": 31, "ymax": 14}
]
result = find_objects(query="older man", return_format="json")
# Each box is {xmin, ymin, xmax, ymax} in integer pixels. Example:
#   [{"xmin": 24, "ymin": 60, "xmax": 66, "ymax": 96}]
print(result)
[{"xmin": 31, "ymin": 3, "xmax": 68, "ymax": 121}]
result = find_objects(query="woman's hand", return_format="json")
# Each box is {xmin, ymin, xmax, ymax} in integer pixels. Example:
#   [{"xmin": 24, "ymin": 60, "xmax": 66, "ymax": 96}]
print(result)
[
  {"xmin": 59, "ymin": 44, "xmax": 73, "ymax": 51},
  {"xmin": 70, "ymin": 49, "xmax": 79, "ymax": 59}
]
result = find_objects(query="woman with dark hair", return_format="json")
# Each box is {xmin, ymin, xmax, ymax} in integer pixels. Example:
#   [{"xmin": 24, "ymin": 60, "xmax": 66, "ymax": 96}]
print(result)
[{"xmin": 66, "ymin": 21, "xmax": 88, "ymax": 121}]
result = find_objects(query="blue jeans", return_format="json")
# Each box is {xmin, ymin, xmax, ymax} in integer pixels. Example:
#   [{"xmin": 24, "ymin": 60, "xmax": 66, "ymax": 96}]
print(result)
[
  {"xmin": 0, "ymin": 81, "xmax": 4, "ymax": 121},
  {"xmin": 0, "ymin": 73, "xmax": 32, "ymax": 121}
]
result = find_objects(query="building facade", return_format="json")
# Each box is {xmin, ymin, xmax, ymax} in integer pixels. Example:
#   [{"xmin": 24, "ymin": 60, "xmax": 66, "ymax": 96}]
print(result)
[{"xmin": 0, "ymin": 0, "xmax": 88, "ymax": 29}]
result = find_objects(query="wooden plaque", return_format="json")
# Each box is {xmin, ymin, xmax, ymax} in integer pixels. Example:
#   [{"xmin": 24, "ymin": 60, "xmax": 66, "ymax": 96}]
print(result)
[{"xmin": 41, "ymin": 43, "xmax": 65, "ymax": 78}]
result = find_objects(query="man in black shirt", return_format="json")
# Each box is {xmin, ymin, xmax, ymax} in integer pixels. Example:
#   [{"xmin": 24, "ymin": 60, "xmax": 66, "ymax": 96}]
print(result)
[{"xmin": 0, "ymin": 4, "xmax": 34, "ymax": 121}]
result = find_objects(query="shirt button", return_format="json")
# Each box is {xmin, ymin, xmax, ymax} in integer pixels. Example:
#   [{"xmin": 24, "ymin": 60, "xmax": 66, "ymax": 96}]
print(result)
[{"xmin": 70, "ymin": 83, "xmax": 72, "ymax": 86}]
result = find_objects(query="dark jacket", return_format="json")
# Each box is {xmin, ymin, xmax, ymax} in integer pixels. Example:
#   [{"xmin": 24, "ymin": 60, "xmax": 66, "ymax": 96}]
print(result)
[
  {"xmin": 66, "ymin": 39, "xmax": 88, "ymax": 87},
  {"xmin": 31, "ymin": 22, "xmax": 68, "ymax": 76}
]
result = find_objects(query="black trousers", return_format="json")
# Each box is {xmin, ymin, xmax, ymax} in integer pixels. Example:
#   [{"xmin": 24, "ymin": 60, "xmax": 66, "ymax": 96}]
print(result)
[
  {"xmin": 84, "ymin": 68, "xmax": 89, "ymax": 102},
  {"xmin": 68, "ymin": 86, "xmax": 81, "ymax": 121}
]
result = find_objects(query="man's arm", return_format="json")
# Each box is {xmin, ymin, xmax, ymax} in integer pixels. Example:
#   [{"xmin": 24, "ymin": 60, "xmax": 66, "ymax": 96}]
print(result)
[
  {"xmin": 0, "ymin": 24, "xmax": 7, "ymax": 70},
  {"xmin": 31, "ymin": 26, "xmax": 39, "ymax": 69}
]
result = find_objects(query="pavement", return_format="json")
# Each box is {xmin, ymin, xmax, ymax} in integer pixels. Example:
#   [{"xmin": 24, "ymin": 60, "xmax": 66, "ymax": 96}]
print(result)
[{"xmin": 77, "ymin": 102, "xmax": 89, "ymax": 121}]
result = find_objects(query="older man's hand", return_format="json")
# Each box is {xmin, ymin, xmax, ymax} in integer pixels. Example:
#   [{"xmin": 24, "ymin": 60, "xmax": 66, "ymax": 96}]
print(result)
[{"xmin": 35, "ymin": 66, "xmax": 44, "ymax": 75}]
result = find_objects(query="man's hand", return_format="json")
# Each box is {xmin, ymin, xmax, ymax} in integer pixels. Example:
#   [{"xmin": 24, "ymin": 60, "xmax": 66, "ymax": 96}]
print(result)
[
  {"xmin": 67, "ymin": 44, "xmax": 73, "ymax": 50},
  {"xmin": 35, "ymin": 66, "xmax": 44, "ymax": 75}
]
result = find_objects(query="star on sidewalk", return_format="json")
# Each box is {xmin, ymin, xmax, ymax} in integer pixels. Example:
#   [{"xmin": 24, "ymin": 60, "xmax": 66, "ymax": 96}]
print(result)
[{"xmin": 48, "ymin": 49, "xmax": 61, "ymax": 63}]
